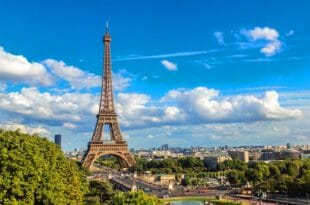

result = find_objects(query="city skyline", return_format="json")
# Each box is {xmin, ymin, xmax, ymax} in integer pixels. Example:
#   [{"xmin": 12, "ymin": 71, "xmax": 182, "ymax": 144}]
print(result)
[{"xmin": 0, "ymin": 0, "xmax": 310, "ymax": 150}]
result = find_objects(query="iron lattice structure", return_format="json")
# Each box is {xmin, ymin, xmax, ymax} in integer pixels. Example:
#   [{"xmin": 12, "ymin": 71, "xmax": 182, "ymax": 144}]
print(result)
[{"xmin": 82, "ymin": 26, "xmax": 135, "ymax": 169}]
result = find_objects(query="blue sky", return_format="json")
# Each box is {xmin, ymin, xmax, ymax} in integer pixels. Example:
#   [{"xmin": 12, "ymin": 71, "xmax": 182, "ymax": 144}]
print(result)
[{"xmin": 0, "ymin": 0, "xmax": 310, "ymax": 150}]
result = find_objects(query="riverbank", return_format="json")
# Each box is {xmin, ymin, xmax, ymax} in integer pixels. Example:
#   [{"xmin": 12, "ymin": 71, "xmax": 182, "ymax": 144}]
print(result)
[{"xmin": 162, "ymin": 196, "xmax": 214, "ymax": 202}]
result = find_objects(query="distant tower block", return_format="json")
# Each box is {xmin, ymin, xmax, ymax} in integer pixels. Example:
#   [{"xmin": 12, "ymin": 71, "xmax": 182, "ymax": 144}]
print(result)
[
  {"xmin": 82, "ymin": 23, "xmax": 135, "ymax": 170},
  {"xmin": 161, "ymin": 144, "xmax": 169, "ymax": 150},
  {"xmin": 54, "ymin": 134, "xmax": 61, "ymax": 147}
]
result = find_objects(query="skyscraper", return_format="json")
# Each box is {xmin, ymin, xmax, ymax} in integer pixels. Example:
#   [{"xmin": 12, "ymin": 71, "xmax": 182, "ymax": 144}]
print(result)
[
  {"xmin": 161, "ymin": 144, "xmax": 169, "ymax": 150},
  {"xmin": 54, "ymin": 134, "xmax": 61, "ymax": 148}
]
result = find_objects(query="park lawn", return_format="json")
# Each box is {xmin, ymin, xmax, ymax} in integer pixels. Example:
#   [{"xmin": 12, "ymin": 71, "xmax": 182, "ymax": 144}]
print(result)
[{"xmin": 211, "ymin": 199, "xmax": 249, "ymax": 205}]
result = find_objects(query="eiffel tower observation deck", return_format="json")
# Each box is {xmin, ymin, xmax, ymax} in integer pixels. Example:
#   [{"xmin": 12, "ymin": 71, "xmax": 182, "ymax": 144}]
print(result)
[{"xmin": 82, "ymin": 23, "xmax": 135, "ymax": 170}]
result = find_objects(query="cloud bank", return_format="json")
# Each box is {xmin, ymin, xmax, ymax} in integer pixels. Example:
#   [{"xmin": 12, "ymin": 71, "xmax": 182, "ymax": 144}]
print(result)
[
  {"xmin": 0, "ymin": 87, "xmax": 301, "ymax": 131},
  {"xmin": 0, "ymin": 47, "xmax": 132, "ymax": 91},
  {"xmin": 118, "ymin": 87, "xmax": 301, "ymax": 128},
  {"xmin": 0, "ymin": 122, "xmax": 50, "ymax": 137},
  {"xmin": 0, "ymin": 47, "xmax": 54, "ymax": 86}
]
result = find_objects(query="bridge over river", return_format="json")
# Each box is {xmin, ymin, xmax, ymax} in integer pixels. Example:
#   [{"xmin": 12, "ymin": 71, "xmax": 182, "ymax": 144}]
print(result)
[{"xmin": 110, "ymin": 174, "xmax": 169, "ymax": 197}]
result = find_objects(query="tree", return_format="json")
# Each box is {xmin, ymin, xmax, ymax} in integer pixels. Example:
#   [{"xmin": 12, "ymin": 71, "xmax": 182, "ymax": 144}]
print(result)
[
  {"xmin": 0, "ymin": 130, "xmax": 87, "ymax": 204},
  {"xmin": 85, "ymin": 180, "xmax": 113, "ymax": 204},
  {"xmin": 268, "ymin": 164, "xmax": 281, "ymax": 180},
  {"xmin": 227, "ymin": 170, "xmax": 246, "ymax": 187},
  {"xmin": 276, "ymin": 174, "xmax": 294, "ymax": 192},
  {"xmin": 245, "ymin": 168, "xmax": 263, "ymax": 184},
  {"xmin": 112, "ymin": 191, "xmax": 163, "ymax": 205},
  {"xmin": 179, "ymin": 157, "xmax": 204, "ymax": 169},
  {"xmin": 286, "ymin": 160, "xmax": 300, "ymax": 178},
  {"xmin": 181, "ymin": 175, "xmax": 191, "ymax": 187},
  {"xmin": 298, "ymin": 170, "xmax": 310, "ymax": 193},
  {"xmin": 95, "ymin": 155, "xmax": 120, "ymax": 170},
  {"xmin": 218, "ymin": 159, "xmax": 247, "ymax": 171},
  {"xmin": 134, "ymin": 158, "xmax": 147, "ymax": 173}
]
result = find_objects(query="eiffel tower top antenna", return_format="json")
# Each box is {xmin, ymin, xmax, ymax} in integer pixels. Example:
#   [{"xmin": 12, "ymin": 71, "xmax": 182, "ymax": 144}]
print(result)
[{"xmin": 105, "ymin": 20, "xmax": 109, "ymax": 33}]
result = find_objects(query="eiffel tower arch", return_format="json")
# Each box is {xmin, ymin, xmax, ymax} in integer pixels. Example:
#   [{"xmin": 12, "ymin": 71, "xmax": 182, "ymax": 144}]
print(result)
[
  {"xmin": 83, "ymin": 151, "xmax": 132, "ymax": 171},
  {"xmin": 82, "ymin": 24, "xmax": 135, "ymax": 170}
]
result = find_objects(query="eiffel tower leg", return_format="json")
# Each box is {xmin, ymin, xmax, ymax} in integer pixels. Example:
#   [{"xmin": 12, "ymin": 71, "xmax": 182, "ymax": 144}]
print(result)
[
  {"xmin": 125, "ymin": 154, "xmax": 136, "ymax": 167},
  {"xmin": 117, "ymin": 157, "xmax": 128, "ymax": 169},
  {"xmin": 116, "ymin": 152, "xmax": 135, "ymax": 168},
  {"xmin": 82, "ymin": 152, "xmax": 96, "ymax": 169}
]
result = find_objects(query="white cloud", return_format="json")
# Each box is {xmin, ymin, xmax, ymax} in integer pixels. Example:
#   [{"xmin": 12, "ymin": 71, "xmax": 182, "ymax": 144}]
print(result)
[
  {"xmin": 0, "ymin": 87, "xmax": 97, "ymax": 125},
  {"xmin": 260, "ymin": 41, "xmax": 281, "ymax": 56},
  {"xmin": 241, "ymin": 27, "xmax": 282, "ymax": 56},
  {"xmin": 43, "ymin": 59, "xmax": 100, "ymax": 90},
  {"xmin": 286, "ymin": 30, "xmax": 294, "ymax": 36},
  {"xmin": 0, "ymin": 83, "xmax": 6, "ymax": 92},
  {"xmin": 161, "ymin": 60, "xmax": 177, "ymax": 71},
  {"xmin": 115, "ymin": 87, "xmax": 301, "ymax": 128},
  {"xmin": 116, "ymin": 93, "xmax": 161, "ymax": 128},
  {"xmin": 0, "ymin": 122, "xmax": 49, "ymax": 137},
  {"xmin": 245, "ymin": 27, "xmax": 279, "ymax": 41},
  {"xmin": 63, "ymin": 122, "xmax": 77, "ymax": 129},
  {"xmin": 146, "ymin": 134, "xmax": 154, "ymax": 139},
  {"xmin": 203, "ymin": 63, "xmax": 212, "ymax": 69},
  {"xmin": 162, "ymin": 87, "xmax": 301, "ymax": 122},
  {"xmin": 214, "ymin": 31, "xmax": 225, "ymax": 45},
  {"xmin": 112, "ymin": 69, "xmax": 132, "ymax": 91},
  {"xmin": 163, "ymin": 106, "xmax": 186, "ymax": 122},
  {"xmin": 0, "ymin": 85, "xmax": 305, "ymax": 149},
  {"xmin": 0, "ymin": 47, "xmax": 132, "ymax": 91},
  {"xmin": 0, "ymin": 85, "xmax": 303, "ymax": 139},
  {"xmin": 0, "ymin": 47, "xmax": 54, "ymax": 86},
  {"xmin": 129, "ymin": 115, "xmax": 310, "ymax": 148},
  {"xmin": 43, "ymin": 59, "xmax": 132, "ymax": 91},
  {"xmin": 122, "ymin": 133, "xmax": 130, "ymax": 139}
]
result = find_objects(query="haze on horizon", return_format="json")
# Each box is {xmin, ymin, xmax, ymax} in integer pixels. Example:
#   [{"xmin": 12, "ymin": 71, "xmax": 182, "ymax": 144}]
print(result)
[{"xmin": 0, "ymin": 0, "xmax": 309, "ymax": 150}]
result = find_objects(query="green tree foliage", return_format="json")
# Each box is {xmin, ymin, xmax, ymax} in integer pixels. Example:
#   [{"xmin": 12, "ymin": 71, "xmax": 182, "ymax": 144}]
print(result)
[
  {"xmin": 181, "ymin": 175, "xmax": 191, "ymax": 187},
  {"xmin": 95, "ymin": 156, "xmax": 120, "ymax": 170},
  {"xmin": 232, "ymin": 159, "xmax": 310, "ymax": 195},
  {"xmin": 211, "ymin": 200, "xmax": 241, "ymax": 205},
  {"xmin": 286, "ymin": 160, "xmax": 301, "ymax": 177},
  {"xmin": 0, "ymin": 130, "xmax": 87, "ymax": 204},
  {"xmin": 85, "ymin": 180, "xmax": 114, "ymax": 204},
  {"xmin": 134, "ymin": 157, "xmax": 205, "ymax": 174},
  {"xmin": 112, "ymin": 191, "xmax": 163, "ymax": 205},
  {"xmin": 134, "ymin": 156, "xmax": 310, "ymax": 195},
  {"xmin": 226, "ymin": 170, "xmax": 246, "ymax": 187},
  {"xmin": 178, "ymin": 157, "xmax": 204, "ymax": 169},
  {"xmin": 218, "ymin": 159, "xmax": 247, "ymax": 171},
  {"xmin": 268, "ymin": 165, "xmax": 281, "ymax": 180},
  {"xmin": 298, "ymin": 170, "xmax": 310, "ymax": 193},
  {"xmin": 245, "ymin": 168, "xmax": 263, "ymax": 184}
]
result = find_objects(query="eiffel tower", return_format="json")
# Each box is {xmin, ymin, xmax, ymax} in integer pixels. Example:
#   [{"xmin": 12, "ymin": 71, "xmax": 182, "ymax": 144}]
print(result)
[{"xmin": 82, "ymin": 24, "xmax": 135, "ymax": 170}]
